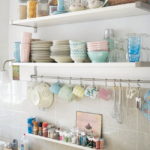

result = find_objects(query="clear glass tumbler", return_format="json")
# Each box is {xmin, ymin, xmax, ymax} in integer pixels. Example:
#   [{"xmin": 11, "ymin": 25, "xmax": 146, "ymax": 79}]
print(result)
[{"xmin": 128, "ymin": 35, "xmax": 141, "ymax": 62}]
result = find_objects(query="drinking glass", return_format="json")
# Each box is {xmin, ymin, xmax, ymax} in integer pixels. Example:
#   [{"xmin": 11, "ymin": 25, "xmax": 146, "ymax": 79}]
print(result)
[{"xmin": 128, "ymin": 35, "xmax": 141, "ymax": 62}]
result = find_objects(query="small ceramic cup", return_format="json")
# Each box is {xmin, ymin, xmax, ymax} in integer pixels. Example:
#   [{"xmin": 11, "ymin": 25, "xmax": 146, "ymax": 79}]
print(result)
[
  {"xmin": 84, "ymin": 86, "xmax": 97, "ymax": 99},
  {"xmin": 58, "ymin": 85, "xmax": 73, "ymax": 101},
  {"xmin": 98, "ymin": 88, "xmax": 112, "ymax": 100},
  {"xmin": 50, "ymin": 82, "xmax": 62, "ymax": 95},
  {"xmin": 73, "ymin": 85, "xmax": 85, "ymax": 98}
]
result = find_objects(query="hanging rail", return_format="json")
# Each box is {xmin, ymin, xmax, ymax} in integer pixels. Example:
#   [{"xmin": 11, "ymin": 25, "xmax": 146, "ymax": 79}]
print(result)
[{"xmin": 30, "ymin": 75, "xmax": 150, "ymax": 84}]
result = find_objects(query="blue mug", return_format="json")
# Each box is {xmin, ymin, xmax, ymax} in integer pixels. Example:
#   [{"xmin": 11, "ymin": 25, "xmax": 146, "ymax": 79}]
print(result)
[{"xmin": 50, "ymin": 82, "xmax": 62, "ymax": 95}]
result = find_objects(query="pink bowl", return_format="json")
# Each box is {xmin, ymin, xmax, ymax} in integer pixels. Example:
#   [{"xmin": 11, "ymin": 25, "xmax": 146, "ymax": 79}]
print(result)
[{"xmin": 87, "ymin": 40, "xmax": 108, "ymax": 51}]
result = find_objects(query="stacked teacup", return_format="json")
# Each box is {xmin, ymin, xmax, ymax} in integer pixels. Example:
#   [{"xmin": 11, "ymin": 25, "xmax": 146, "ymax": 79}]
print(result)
[
  {"xmin": 69, "ymin": 40, "xmax": 88, "ymax": 63},
  {"xmin": 87, "ymin": 40, "xmax": 109, "ymax": 63},
  {"xmin": 50, "ymin": 40, "xmax": 73, "ymax": 63}
]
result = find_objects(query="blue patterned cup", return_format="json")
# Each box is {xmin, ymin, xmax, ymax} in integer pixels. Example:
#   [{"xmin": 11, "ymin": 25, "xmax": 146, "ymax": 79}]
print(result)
[
  {"xmin": 50, "ymin": 82, "xmax": 62, "ymax": 95},
  {"xmin": 84, "ymin": 86, "xmax": 98, "ymax": 99}
]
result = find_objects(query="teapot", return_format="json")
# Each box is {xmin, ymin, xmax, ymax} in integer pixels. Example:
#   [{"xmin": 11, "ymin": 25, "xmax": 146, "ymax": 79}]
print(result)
[{"xmin": 87, "ymin": 0, "xmax": 104, "ymax": 9}]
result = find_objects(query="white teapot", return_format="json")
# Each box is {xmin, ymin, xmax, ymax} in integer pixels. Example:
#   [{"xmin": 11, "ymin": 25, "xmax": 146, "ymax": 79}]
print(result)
[
  {"xmin": 69, "ymin": 0, "xmax": 85, "ymax": 11},
  {"xmin": 88, "ymin": 0, "xmax": 104, "ymax": 9}
]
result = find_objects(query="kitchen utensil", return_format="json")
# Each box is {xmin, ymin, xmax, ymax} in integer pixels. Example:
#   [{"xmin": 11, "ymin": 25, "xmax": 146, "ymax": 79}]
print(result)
[
  {"xmin": 116, "ymin": 80, "xmax": 123, "ymax": 124},
  {"xmin": 135, "ymin": 80, "xmax": 142, "ymax": 110},
  {"xmin": 112, "ymin": 80, "xmax": 118, "ymax": 118}
]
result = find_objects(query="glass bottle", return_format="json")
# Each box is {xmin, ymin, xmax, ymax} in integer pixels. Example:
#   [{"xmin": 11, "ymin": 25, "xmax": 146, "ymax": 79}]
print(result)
[
  {"xmin": 104, "ymin": 29, "xmax": 115, "ymax": 62},
  {"xmin": 37, "ymin": 0, "xmax": 49, "ymax": 17},
  {"xmin": 27, "ymin": 0, "xmax": 37, "ymax": 18}
]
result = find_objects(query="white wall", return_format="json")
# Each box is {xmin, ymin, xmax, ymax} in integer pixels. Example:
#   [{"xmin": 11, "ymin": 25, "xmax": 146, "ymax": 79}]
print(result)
[
  {"xmin": 0, "ymin": 0, "xmax": 9, "ymax": 70},
  {"xmin": 0, "ymin": 0, "xmax": 150, "ymax": 150}
]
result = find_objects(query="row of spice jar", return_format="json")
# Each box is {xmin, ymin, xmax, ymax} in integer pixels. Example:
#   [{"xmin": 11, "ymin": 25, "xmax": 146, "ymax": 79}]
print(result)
[
  {"xmin": 27, "ymin": 117, "xmax": 104, "ymax": 149},
  {"xmin": 19, "ymin": 0, "xmax": 107, "ymax": 19}
]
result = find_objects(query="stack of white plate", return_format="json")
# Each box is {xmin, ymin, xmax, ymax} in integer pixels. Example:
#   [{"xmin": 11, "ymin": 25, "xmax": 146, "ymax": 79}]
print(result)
[
  {"xmin": 31, "ymin": 41, "xmax": 53, "ymax": 62},
  {"xmin": 50, "ymin": 40, "xmax": 73, "ymax": 63}
]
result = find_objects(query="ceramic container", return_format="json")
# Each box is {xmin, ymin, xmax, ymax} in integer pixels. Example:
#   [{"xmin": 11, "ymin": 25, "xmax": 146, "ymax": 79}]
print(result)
[
  {"xmin": 58, "ymin": 85, "xmax": 73, "ymax": 101},
  {"xmin": 88, "ymin": 51, "xmax": 109, "ymax": 63},
  {"xmin": 20, "ymin": 43, "xmax": 30, "ymax": 62},
  {"xmin": 98, "ymin": 88, "xmax": 112, "ymax": 100},
  {"xmin": 84, "ymin": 86, "xmax": 97, "ymax": 99},
  {"xmin": 87, "ymin": 41, "xmax": 108, "ymax": 51},
  {"xmin": 50, "ymin": 82, "xmax": 62, "ymax": 95},
  {"xmin": 87, "ymin": 0, "xmax": 104, "ymax": 9},
  {"xmin": 71, "ymin": 49, "xmax": 87, "ymax": 63},
  {"xmin": 21, "ymin": 32, "xmax": 32, "ymax": 44},
  {"xmin": 73, "ymin": 85, "xmax": 85, "ymax": 98},
  {"xmin": 14, "ymin": 42, "xmax": 21, "ymax": 62}
]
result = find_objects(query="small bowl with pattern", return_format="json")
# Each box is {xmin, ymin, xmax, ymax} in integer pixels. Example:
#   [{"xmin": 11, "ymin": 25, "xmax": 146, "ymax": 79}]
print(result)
[{"xmin": 88, "ymin": 51, "xmax": 109, "ymax": 63}]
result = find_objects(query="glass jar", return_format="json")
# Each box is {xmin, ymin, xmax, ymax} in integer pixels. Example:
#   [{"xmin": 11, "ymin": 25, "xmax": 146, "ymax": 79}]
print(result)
[
  {"xmin": 27, "ymin": 0, "xmax": 37, "ymax": 18},
  {"xmin": 37, "ymin": 0, "xmax": 49, "ymax": 17}
]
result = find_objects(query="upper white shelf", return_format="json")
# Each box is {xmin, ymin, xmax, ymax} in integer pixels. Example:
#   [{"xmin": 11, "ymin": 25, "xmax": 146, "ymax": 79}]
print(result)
[
  {"xmin": 11, "ymin": 2, "xmax": 150, "ymax": 28},
  {"xmin": 12, "ymin": 62, "xmax": 150, "ymax": 68}
]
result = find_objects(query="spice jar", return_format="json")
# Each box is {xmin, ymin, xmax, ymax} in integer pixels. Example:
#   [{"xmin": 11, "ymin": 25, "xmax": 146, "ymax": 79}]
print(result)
[
  {"xmin": 33, "ymin": 121, "xmax": 39, "ymax": 135},
  {"xmin": 19, "ymin": 5, "xmax": 27, "ymax": 19},
  {"xmin": 38, "ymin": 122, "xmax": 43, "ymax": 136},
  {"xmin": 27, "ymin": 0, "xmax": 37, "ymax": 18},
  {"xmin": 42, "ymin": 122, "xmax": 48, "ymax": 137},
  {"xmin": 37, "ymin": 0, "xmax": 49, "ymax": 17}
]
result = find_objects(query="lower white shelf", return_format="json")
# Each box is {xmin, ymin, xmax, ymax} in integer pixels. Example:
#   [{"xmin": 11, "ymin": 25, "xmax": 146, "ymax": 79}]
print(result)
[
  {"xmin": 26, "ymin": 134, "xmax": 104, "ymax": 150},
  {"xmin": 12, "ymin": 62, "xmax": 150, "ymax": 68}
]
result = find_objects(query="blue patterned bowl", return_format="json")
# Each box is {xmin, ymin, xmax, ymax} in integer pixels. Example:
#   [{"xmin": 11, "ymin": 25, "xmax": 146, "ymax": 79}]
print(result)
[{"xmin": 71, "ymin": 50, "xmax": 87, "ymax": 63}]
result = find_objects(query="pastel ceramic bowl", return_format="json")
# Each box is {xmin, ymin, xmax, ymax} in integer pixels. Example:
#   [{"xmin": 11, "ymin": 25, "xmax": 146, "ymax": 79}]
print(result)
[
  {"xmin": 88, "ymin": 51, "xmax": 109, "ymax": 63},
  {"xmin": 58, "ymin": 85, "xmax": 73, "ymax": 101},
  {"xmin": 87, "ymin": 41, "xmax": 108, "ymax": 51},
  {"xmin": 71, "ymin": 50, "xmax": 87, "ymax": 63},
  {"xmin": 73, "ymin": 85, "xmax": 85, "ymax": 98}
]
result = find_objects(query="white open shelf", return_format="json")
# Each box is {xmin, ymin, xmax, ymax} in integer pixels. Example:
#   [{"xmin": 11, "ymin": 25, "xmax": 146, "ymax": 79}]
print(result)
[
  {"xmin": 11, "ymin": 2, "xmax": 150, "ymax": 28},
  {"xmin": 12, "ymin": 62, "xmax": 150, "ymax": 68},
  {"xmin": 26, "ymin": 133, "xmax": 102, "ymax": 150}
]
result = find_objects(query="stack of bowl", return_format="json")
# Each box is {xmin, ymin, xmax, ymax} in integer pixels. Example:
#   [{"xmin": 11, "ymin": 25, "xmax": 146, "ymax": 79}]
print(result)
[
  {"xmin": 50, "ymin": 40, "xmax": 73, "ymax": 63},
  {"xmin": 87, "ymin": 40, "xmax": 109, "ymax": 63},
  {"xmin": 69, "ymin": 40, "xmax": 88, "ymax": 63},
  {"xmin": 31, "ymin": 40, "xmax": 53, "ymax": 62}
]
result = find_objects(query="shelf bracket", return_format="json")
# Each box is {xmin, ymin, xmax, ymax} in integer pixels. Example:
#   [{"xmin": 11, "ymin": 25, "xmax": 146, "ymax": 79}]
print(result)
[{"xmin": 10, "ymin": 20, "xmax": 38, "ymax": 33}]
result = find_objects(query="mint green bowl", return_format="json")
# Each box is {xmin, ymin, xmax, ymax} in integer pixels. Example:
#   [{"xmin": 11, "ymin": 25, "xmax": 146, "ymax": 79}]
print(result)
[{"xmin": 88, "ymin": 51, "xmax": 109, "ymax": 63}]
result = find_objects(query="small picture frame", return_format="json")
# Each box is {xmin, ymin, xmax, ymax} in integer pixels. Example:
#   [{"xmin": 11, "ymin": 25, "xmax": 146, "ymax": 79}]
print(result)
[{"xmin": 76, "ymin": 111, "xmax": 103, "ymax": 137}]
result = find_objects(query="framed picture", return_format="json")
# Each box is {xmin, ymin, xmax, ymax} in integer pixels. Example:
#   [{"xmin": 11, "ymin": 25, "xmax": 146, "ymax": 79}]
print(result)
[{"xmin": 76, "ymin": 111, "xmax": 102, "ymax": 138}]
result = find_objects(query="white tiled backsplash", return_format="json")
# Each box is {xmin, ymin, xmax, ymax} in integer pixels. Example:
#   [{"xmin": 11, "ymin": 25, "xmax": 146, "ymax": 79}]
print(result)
[{"xmin": 0, "ymin": 80, "xmax": 150, "ymax": 150}]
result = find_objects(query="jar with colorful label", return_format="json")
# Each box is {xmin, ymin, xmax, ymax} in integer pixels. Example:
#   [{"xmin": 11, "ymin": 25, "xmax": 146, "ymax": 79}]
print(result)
[{"xmin": 27, "ymin": 0, "xmax": 37, "ymax": 18}]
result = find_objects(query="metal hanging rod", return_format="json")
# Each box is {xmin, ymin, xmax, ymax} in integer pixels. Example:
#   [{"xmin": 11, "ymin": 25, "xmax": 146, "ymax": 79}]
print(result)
[{"xmin": 31, "ymin": 75, "xmax": 150, "ymax": 84}]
